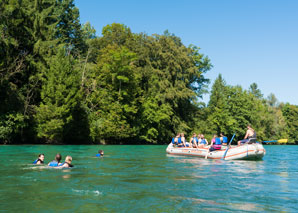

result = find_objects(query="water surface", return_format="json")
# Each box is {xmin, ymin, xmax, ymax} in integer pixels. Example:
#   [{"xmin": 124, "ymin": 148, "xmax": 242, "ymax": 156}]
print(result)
[{"xmin": 0, "ymin": 145, "xmax": 297, "ymax": 212}]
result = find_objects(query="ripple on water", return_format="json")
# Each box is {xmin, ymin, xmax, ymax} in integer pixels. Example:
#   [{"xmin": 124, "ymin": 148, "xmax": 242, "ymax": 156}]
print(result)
[{"xmin": 0, "ymin": 145, "xmax": 298, "ymax": 212}]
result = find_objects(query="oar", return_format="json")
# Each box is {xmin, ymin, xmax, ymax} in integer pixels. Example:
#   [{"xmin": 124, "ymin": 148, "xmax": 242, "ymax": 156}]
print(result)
[
  {"xmin": 262, "ymin": 139, "xmax": 288, "ymax": 143},
  {"xmin": 221, "ymin": 133, "xmax": 236, "ymax": 160}
]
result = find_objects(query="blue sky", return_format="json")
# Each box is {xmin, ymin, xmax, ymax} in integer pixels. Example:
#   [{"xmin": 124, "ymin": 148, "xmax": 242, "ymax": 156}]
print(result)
[{"xmin": 75, "ymin": 0, "xmax": 298, "ymax": 105}]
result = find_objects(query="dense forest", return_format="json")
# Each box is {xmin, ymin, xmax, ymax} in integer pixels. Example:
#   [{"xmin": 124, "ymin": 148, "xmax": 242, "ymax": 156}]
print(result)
[{"xmin": 1, "ymin": 0, "xmax": 298, "ymax": 144}]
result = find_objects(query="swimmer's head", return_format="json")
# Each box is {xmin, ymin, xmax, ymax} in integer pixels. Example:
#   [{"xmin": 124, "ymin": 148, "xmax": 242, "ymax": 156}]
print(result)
[
  {"xmin": 65, "ymin": 156, "xmax": 72, "ymax": 164},
  {"xmin": 55, "ymin": 153, "xmax": 62, "ymax": 162},
  {"xmin": 38, "ymin": 154, "xmax": 45, "ymax": 161}
]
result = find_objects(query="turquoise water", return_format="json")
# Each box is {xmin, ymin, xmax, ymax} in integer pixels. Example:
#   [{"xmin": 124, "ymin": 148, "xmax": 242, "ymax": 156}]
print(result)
[{"xmin": 0, "ymin": 145, "xmax": 297, "ymax": 212}]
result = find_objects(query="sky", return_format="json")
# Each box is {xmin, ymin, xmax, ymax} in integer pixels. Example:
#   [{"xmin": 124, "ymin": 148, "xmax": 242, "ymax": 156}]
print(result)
[{"xmin": 75, "ymin": 0, "xmax": 298, "ymax": 105}]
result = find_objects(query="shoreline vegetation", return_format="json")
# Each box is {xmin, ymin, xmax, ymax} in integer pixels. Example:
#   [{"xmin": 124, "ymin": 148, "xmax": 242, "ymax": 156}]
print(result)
[{"xmin": 1, "ymin": 1, "xmax": 298, "ymax": 145}]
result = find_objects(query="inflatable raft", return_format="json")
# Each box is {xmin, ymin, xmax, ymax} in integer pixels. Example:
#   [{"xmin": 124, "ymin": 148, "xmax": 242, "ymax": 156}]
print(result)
[{"xmin": 166, "ymin": 143, "xmax": 266, "ymax": 160}]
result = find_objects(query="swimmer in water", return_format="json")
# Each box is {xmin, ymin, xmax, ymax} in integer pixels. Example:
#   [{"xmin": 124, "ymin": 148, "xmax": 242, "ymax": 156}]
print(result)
[
  {"xmin": 96, "ymin": 150, "xmax": 104, "ymax": 157},
  {"xmin": 58, "ymin": 156, "xmax": 73, "ymax": 168},
  {"xmin": 48, "ymin": 153, "xmax": 62, "ymax": 167},
  {"xmin": 33, "ymin": 154, "xmax": 44, "ymax": 165}
]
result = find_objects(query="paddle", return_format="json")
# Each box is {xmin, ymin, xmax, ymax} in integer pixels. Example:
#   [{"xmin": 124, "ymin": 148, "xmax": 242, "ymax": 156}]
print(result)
[
  {"xmin": 262, "ymin": 139, "xmax": 288, "ymax": 143},
  {"xmin": 221, "ymin": 133, "xmax": 236, "ymax": 160}
]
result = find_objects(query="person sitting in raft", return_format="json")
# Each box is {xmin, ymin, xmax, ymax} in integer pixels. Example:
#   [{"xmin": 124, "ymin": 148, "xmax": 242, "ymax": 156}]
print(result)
[
  {"xmin": 210, "ymin": 134, "xmax": 216, "ymax": 144},
  {"xmin": 190, "ymin": 133, "xmax": 199, "ymax": 148},
  {"xmin": 198, "ymin": 134, "xmax": 208, "ymax": 148},
  {"xmin": 220, "ymin": 132, "xmax": 228, "ymax": 146},
  {"xmin": 33, "ymin": 154, "xmax": 45, "ymax": 165},
  {"xmin": 48, "ymin": 153, "xmax": 62, "ymax": 167},
  {"xmin": 197, "ymin": 133, "xmax": 202, "ymax": 144},
  {"xmin": 238, "ymin": 124, "xmax": 256, "ymax": 145},
  {"xmin": 96, "ymin": 150, "xmax": 104, "ymax": 157},
  {"xmin": 209, "ymin": 134, "xmax": 222, "ymax": 151},
  {"xmin": 173, "ymin": 133, "xmax": 183, "ymax": 147},
  {"xmin": 180, "ymin": 133, "xmax": 188, "ymax": 147},
  {"xmin": 58, "ymin": 156, "xmax": 73, "ymax": 168},
  {"xmin": 171, "ymin": 135, "xmax": 176, "ymax": 146}
]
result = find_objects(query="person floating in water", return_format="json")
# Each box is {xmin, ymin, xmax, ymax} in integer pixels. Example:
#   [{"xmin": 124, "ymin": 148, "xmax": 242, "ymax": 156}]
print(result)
[
  {"xmin": 58, "ymin": 156, "xmax": 73, "ymax": 168},
  {"xmin": 48, "ymin": 153, "xmax": 62, "ymax": 167},
  {"xmin": 33, "ymin": 154, "xmax": 44, "ymax": 165},
  {"xmin": 238, "ymin": 124, "xmax": 256, "ymax": 145},
  {"xmin": 96, "ymin": 150, "xmax": 104, "ymax": 157}
]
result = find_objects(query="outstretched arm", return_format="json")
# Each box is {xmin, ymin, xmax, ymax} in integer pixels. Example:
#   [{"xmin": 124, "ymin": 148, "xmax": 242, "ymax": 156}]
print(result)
[{"xmin": 244, "ymin": 130, "xmax": 250, "ymax": 139}]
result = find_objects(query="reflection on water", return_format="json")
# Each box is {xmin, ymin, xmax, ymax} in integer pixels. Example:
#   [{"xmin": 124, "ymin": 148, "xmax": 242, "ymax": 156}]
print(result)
[{"xmin": 0, "ymin": 145, "xmax": 298, "ymax": 212}]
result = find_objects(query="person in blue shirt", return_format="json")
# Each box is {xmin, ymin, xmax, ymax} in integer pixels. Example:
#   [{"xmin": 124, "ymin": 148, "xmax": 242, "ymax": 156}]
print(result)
[
  {"xmin": 33, "ymin": 154, "xmax": 44, "ymax": 165},
  {"xmin": 48, "ymin": 153, "xmax": 62, "ymax": 167},
  {"xmin": 96, "ymin": 150, "xmax": 104, "ymax": 157}
]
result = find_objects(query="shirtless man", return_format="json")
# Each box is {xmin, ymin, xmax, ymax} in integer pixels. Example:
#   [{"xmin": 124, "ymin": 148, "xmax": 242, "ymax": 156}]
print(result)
[{"xmin": 238, "ymin": 125, "xmax": 256, "ymax": 145}]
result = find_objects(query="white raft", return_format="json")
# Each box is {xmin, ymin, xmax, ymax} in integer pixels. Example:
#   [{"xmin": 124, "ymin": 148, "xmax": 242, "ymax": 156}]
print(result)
[{"xmin": 166, "ymin": 143, "xmax": 266, "ymax": 160}]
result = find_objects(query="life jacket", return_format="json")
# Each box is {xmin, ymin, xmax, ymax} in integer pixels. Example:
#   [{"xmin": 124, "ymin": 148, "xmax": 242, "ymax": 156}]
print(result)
[
  {"xmin": 214, "ymin": 137, "xmax": 222, "ymax": 145},
  {"xmin": 96, "ymin": 153, "xmax": 102, "ymax": 157},
  {"xmin": 172, "ymin": 138, "xmax": 175, "ymax": 144},
  {"xmin": 60, "ymin": 162, "xmax": 73, "ymax": 168},
  {"xmin": 178, "ymin": 137, "xmax": 182, "ymax": 144},
  {"xmin": 200, "ymin": 139, "xmax": 207, "ymax": 144},
  {"xmin": 48, "ymin": 160, "xmax": 59, "ymax": 167},
  {"xmin": 33, "ymin": 159, "xmax": 43, "ymax": 164},
  {"xmin": 222, "ymin": 136, "xmax": 228, "ymax": 143},
  {"xmin": 191, "ymin": 137, "xmax": 198, "ymax": 144}
]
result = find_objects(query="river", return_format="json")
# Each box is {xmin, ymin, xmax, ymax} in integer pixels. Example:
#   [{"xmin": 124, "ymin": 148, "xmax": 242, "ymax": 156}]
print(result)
[{"xmin": 0, "ymin": 145, "xmax": 297, "ymax": 212}]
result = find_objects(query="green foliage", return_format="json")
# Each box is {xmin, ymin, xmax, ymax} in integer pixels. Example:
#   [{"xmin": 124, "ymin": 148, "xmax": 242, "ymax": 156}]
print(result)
[
  {"xmin": 85, "ymin": 45, "xmax": 139, "ymax": 142},
  {"xmin": 200, "ymin": 75, "xmax": 291, "ymax": 142},
  {"xmin": 0, "ymin": 113, "xmax": 26, "ymax": 144},
  {"xmin": 0, "ymin": 0, "xmax": 296, "ymax": 144},
  {"xmin": 34, "ymin": 48, "xmax": 80, "ymax": 143},
  {"xmin": 249, "ymin": 83, "xmax": 263, "ymax": 99},
  {"xmin": 282, "ymin": 104, "xmax": 298, "ymax": 142}
]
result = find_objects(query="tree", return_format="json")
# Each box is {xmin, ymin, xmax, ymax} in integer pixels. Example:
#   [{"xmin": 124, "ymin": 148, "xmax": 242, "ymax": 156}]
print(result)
[
  {"xmin": 207, "ymin": 74, "xmax": 236, "ymax": 136},
  {"xmin": 34, "ymin": 48, "xmax": 80, "ymax": 143},
  {"xmin": 84, "ymin": 45, "xmax": 139, "ymax": 142},
  {"xmin": 249, "ymin": 83, "xmax": 263, "ymax": 99},
  {"xmin": 282, "ymin": 104, "xmax": 298, "ymax": 142}
]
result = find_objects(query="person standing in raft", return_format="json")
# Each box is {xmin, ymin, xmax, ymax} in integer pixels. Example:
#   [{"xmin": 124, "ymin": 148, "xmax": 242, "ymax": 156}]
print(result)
[
  {"xmin": 48, "ymin": 153, "xmax": 62, "ymax": 167},
  {"xmin": 238, "ymin": 124, "xmax": 256, "ymax": 145},
  {"xmin": 58, "ymin": 156, "xmax": 73, "ymax": 168},
  {"xmin": 33, "ymin": 154, "xmax": 45, "ymax": 165},
  {"xmin": 96, "ymin": 150, "xmax": 104, "ymax": 157}
]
